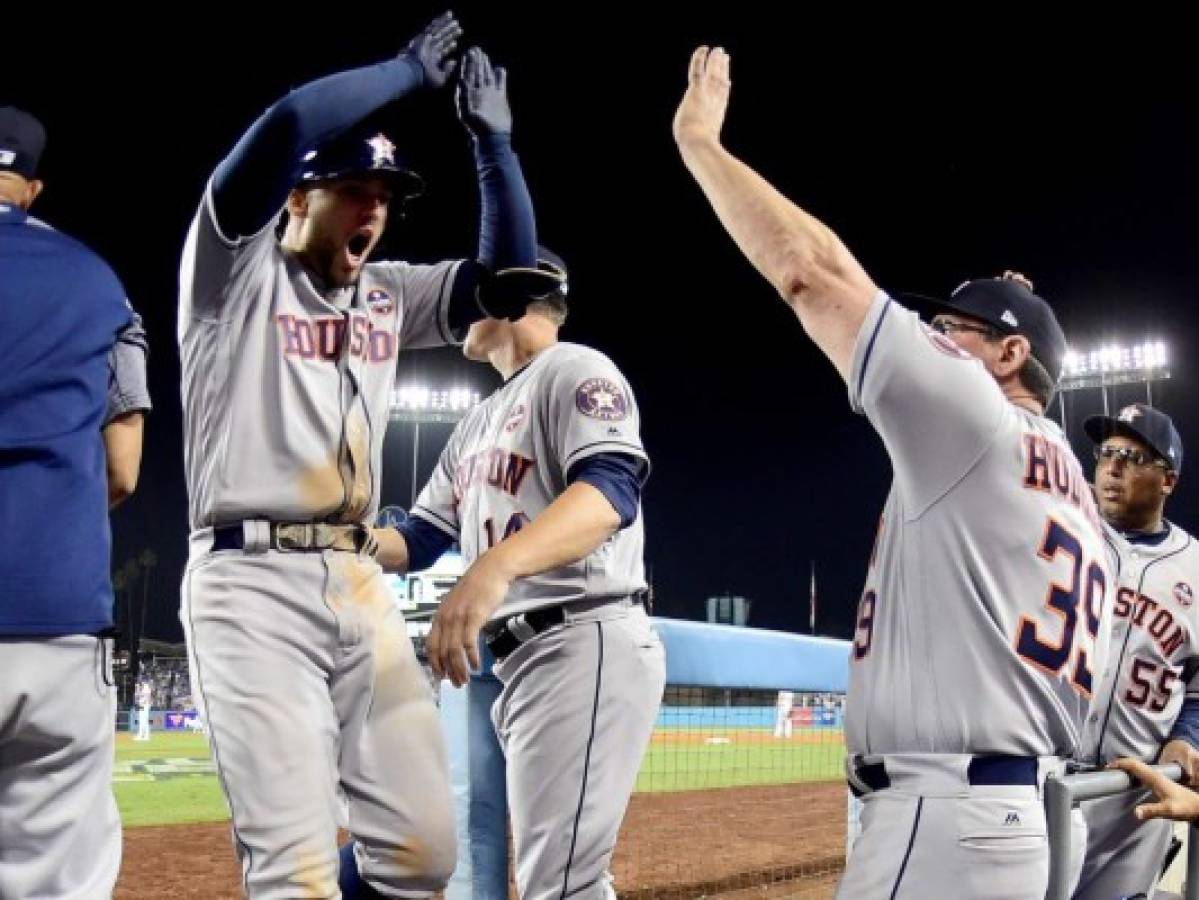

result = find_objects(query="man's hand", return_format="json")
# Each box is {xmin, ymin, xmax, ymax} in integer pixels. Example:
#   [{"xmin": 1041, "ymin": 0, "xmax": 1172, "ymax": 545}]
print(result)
[
  {"xmin": 1110, "ymin": 757, "xmax": 1199, "ymax": 823},
  {"xmin": 426, "ymin": 554, "xmax": 513, "ymax": 687},
  {"xmin": 673, "ymin": 46, "xmax": 732, "ymax": 150},
  {"xmin": 1160, "ymin": 739, "xmax": 1199, "ymax": 785},
  {"xmin": 456, "ymin": 47, "xmax": 512, "ymax": 136},
  {"xmin": 404, "ymin": 11, "xmax": 464, "ymax": 89}
]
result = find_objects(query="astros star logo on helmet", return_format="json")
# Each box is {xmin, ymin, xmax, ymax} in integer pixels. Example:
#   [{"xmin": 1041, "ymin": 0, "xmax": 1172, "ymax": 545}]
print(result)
[{"xmin": 367, "ymin": 134, "xmax": 396, "ymax": 168}]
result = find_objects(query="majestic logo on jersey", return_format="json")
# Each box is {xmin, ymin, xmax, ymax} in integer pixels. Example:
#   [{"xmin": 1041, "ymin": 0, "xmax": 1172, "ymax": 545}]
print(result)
[
  {"xmin": 1119, "ymin": 406, "xmax": 1143, "ymax": 423},
  {"xmin": 504, "ymin": 404, "xmax": 527, "ymax": 433},
  {"xmin": 275, "ymin": 313, "xmax": 396, "ymax": 364},
  {"xmin": 575, "ymin": 378, "xmax": 628, "ymax": 421},
  {"xmin": 920, "ymin": 324, "xmax": 972, "ymax": 359},
  {"xmin": 1003, "ymin": 811, "xmax": 1022, "ymax": 826},
  {"xmin": 366, "ymin": 288, "xmax": 394, "ymax": 316},
  {"xmin": 1175, "ymin": 582, "xmax": 1194, "ymax": 608},
  {"xmin": 367, "ymin": 133, "xmax": 396, "ymax": 167}
]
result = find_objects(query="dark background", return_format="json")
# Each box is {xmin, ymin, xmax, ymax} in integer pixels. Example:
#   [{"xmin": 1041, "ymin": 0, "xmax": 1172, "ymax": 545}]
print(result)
[{"xmin": 6, "ymin": 10, "xmax": 1196, "ymax": 643}]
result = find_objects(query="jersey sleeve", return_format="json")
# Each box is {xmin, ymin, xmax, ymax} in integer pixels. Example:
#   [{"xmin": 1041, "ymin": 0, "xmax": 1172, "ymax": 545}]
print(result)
[
  {"xmin": 847, "ymin": 292, "xmax": 1008, "ymax": 514},
  {"xmin": 410, "ymin": 421, "xmax": 465, "ymax": 540},
  {"xmin": 105, "ymin": 308, "xmax": 152, "ymax": 425},
  {"xmin": 543, "ymin": 351, "xmax": 649, "ymax": 481},
  {"xmin": 372, "ymin": 260, "xmax": 463, "ymax": 350},
  {"xmin": 178, "ymin": 178, "xmax": 280, "ymax": 324}
]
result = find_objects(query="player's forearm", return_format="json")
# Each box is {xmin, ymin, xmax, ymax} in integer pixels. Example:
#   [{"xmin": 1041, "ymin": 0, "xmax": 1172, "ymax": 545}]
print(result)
[
  {"xmin": 676, "ymin": 135, "xmax": 876, "ymax": 379},
  {"xmin": 484, "ymin": 482, "xmax": 620, "ymax": 581},
  {"xmin": 103, "ymin": 412, "xmax": 144, "ymax": 509},
  {"xmin": 372, "ymin": 527, "xmax": 411, "ymax": 574},
  {"xmin": 474, "ymin": 134, "xmax": 537, "ymax": 272}
]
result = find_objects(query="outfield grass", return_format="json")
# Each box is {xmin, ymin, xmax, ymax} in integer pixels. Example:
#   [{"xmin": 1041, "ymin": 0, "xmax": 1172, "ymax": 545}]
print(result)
[
  {"xmin": 113, "ymin": 732, "xmax": 229, "ymax": 827},
  {"xmin": 113, "ymin": 727, "xmax": 845, "ymax": 827},
  {"xmin": 635, "ymin": 728, "xmax": 845, "ymax": 792}
]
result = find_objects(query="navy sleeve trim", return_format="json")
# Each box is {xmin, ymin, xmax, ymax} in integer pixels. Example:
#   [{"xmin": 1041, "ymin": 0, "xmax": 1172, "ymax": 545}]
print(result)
[
  {"xmin": 396, "ymin": 516, "xmax": 455, "ymax": 573},
  {"xmin": 855, "ymin": 296, "xmax": 893, "ymax": 403},
  {"xmin": 567, "ymin": 452, "xmax": 644, "ymax": 529}
]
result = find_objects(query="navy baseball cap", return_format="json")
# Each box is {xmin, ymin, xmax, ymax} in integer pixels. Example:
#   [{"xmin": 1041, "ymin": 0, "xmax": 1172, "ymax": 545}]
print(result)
[
  {"xmin": 0, "ymin": 106, "xmax": 46, "ymax": 179},
  {"xmin": 297, "ymin": 126, "xmax": 424, "ymax": 199},
  {"xmin": 908, "ymin": 277, "xmax": 1068, "ymax": 382},
  {"xmin": 1085, "ymin": 404, "xmax": 1183, "ymax": 473}
]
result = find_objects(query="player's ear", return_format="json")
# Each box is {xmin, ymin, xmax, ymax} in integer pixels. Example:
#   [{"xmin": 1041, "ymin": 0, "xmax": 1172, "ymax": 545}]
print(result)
[
  {"xmin": 1002, "ymin": 335, "xmax": 1031, "ymax": 372},
  {"xmin": 1162, "ymin": 469, "xmax": 1179, "ymax": 497},
  {"xmin": 285, "ymin": 187, "xmax": 309, "ymax": 219},
  {"xmin": 25, "ymin": 178, "xmax": 43, "ymax": 208}
]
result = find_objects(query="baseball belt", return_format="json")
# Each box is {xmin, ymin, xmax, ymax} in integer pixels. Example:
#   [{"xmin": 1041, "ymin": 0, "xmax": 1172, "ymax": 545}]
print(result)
[
  {"xmin": 211, "ymin": 521, "xmax": 377, "ymax": 555},
  {"xmin": 484, "ymin": 591, "xmax": 650, "ymax": 661},
  {"xmin": 849, "ymin": 754, "xmax": 1040, "ymax": 797}
]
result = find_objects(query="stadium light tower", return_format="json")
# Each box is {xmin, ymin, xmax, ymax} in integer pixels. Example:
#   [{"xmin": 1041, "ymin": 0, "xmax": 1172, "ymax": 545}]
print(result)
[
  {"xmin": 1054, "ymin": 340, "xmax": 1170, "ymax": 427},
  {"xmin": 389, "ymin": 384, "xmax": 481, "ymax": 506}
]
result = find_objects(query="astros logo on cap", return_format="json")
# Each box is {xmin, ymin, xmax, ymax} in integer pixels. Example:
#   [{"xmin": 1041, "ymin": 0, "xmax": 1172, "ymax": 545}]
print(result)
[{"xmin": 367, "ymin": 134, "xmax": 396, "ymax": 168}]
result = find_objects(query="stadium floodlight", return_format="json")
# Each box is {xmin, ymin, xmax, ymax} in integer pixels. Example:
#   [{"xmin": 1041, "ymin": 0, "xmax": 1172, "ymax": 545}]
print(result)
[
  {"xmin": 1055, "ymin": 340, "xmax": 1171, "ymax": 427},
  {"xmin": 1060, "ymin": 341, "xmax": 1168, "ymax": 383},
  {"xmin": 390, "ymin": 383, "xmax": 482, "ymax": 505},
  {"xmin": 391, "ymin": 385, "xmax": 481, "ymax": 417}
]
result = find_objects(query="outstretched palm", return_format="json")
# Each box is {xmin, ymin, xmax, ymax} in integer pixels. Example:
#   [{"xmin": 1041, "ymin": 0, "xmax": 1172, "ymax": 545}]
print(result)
[{"xmin": 673, "ymin": 46, "xmax": 732, "ymax": 146}]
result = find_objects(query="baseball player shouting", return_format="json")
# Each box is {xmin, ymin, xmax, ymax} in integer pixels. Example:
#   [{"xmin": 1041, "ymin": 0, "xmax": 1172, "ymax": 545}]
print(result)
[
  {"xmin": 1074, "ymin": 404, "xmax": 1199, "ymax": 900},
  {"xmin": 674, "ymin": 47, "xmax": 1111, "ymax": 898},
  {"xmin": 356, "ymin": 248, "xmax": 665, "ymax": 900},
  {"xmin": 177, "ymin": 14, "xmax": 547, "ymax": 896}
]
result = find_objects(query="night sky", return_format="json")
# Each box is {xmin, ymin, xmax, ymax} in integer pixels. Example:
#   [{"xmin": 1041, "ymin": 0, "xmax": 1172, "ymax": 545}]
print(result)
[{"xmin": 6, "ymin": 11, "xmax": 1198, "ymax": 644}]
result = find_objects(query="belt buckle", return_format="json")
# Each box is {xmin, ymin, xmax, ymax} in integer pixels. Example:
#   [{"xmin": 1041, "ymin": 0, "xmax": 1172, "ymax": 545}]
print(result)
[
  {"xmin": 274, "ymin": 523, "xmax": 312, "ymax": 551},
  {"xmin": 507, "ymin": 614, "xmax": 537, "ymax": 643}
]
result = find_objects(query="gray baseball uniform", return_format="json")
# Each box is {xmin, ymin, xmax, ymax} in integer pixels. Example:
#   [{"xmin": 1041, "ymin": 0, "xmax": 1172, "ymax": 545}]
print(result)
[
  {"xmin": 412, "ymin": 341, "xmax": 665, "ymax": 900},
  {"xmin": 1074, "ymin": 521, "xmax": 1199, "ymax": 899},
  {"xmin": 177, "ymin": 185, "xmax": 459, "ymax": 897},
  {"xmin": 837, "ymin": 293, "xmax": 1111, "ymax": 900}
]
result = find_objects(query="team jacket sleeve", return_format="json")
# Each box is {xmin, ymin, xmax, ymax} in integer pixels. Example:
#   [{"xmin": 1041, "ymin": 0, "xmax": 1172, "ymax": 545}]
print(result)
[
  {"xmin": 848, "ymin": 292, "xmax": 1007, "ymax": 515},
  {"xmin": 104, "ymin": 308, "xmax": 152, "ymax": 426},
  {"xmin": 544, "ymin": 352, "xmax": 650, "ymax": 484}
]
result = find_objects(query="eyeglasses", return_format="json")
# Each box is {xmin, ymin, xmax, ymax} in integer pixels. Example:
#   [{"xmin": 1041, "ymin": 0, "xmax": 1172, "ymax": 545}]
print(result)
[
  {"xmin": 930, "ymin": 316, "xmax": 1001, "ymax": 340},
  {"xmin": 1094, "ymin": 444, "xmax": 1170, "ymax": 470}
]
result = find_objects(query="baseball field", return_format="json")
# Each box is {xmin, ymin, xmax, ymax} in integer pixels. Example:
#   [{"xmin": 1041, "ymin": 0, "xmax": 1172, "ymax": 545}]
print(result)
[{"xmin": 113, "ymin": 727, "xmax": 847, "ymax": 898}]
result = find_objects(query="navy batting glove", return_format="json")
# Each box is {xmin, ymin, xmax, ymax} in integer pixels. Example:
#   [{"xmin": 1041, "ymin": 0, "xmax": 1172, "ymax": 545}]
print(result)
[
  {"xmin": 457, "ymin": 46, "xmax": 512, "ymax": 136},
  {"xmin": 404, "ymin": 11, "xmax": 463, "ymax": 89}
]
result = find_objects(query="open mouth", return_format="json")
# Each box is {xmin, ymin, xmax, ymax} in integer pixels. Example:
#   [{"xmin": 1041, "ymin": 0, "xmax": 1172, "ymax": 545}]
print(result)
[{"xmin": 347, "ymin": 231, "xmax": 371, "ymax": 258}]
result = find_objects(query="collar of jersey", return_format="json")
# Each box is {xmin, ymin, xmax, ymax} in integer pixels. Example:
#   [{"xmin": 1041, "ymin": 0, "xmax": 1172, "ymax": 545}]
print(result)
[
  {"xmin": 1122, "ymin": 523, "xmax": 1173, "ymax": 546},
  {"xmin": 0, "ymin": 203, "xmax": 27, "ymax": 225}
]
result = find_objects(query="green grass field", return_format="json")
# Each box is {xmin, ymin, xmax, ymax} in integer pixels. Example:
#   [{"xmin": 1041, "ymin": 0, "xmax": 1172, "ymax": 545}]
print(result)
[
  {"xmin": 114, "ymin": 727, "xmax": 845, "ymax": 827},
  {"xmin": 113, "ymin": 732, "xmax": 229, "ymax": 827},
  {"xmin": 635, "ymin": 727, "xmax": 845, "ymax": 792}
]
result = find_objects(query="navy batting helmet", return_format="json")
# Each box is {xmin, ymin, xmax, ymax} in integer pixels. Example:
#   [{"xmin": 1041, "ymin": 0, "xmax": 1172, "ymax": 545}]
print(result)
[{"xmin": 297, "ymin": 125, "xmax": 424, "ymax": 200}]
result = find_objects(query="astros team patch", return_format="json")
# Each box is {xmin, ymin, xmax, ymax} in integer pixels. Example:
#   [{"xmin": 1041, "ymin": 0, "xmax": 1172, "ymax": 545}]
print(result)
[
  {"xmin": 921, "ymin": 324, "xmax": 973, "ymax": 359},
  {"xmin": 576, "ymin": 378, "xmax": 628, "ymax": 420},
  {"xmin": 1175, "ymin": 582, "xmax": 1194, "ymax": 608},
  {"xmin": 366, "ymin": 289, "xmax": 394, "ymax": 315}
]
